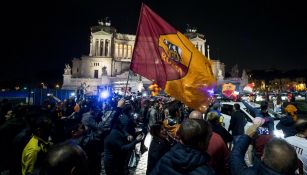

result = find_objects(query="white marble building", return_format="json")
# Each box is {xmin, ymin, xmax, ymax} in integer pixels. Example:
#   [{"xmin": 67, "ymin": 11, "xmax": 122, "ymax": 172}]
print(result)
[{"xmin": 62, "ymin": 21, "xmax": 224, "ymax": 95}]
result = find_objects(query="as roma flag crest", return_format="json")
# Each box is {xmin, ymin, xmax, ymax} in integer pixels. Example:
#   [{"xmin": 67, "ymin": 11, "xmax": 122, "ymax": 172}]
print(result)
[
  {"xmin": 222, "ymin": 83, "xmax": 236, "ymax": 98},
  {"xmin": 130, "ymin": 3, "xmax": 216, "ymax": 111}
]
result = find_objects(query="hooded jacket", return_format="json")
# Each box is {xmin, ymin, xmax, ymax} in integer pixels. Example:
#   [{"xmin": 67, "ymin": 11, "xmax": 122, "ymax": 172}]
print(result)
[
  {"xmin": 230, "ymin": 135, "xmax": 294, "ymax": 175},
  {"xmin": 150, "ymin": 143, "xmax": 215, "ymax": 175},
  {"xmin": 276, "ymin": 115, "xmax": 296, "ymax": 138}
]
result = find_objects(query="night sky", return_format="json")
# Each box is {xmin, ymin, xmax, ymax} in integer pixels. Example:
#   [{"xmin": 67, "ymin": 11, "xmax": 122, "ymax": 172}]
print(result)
[{"xmin": 2, "ymin": 0, "xmax": 307, "ymax": 85}]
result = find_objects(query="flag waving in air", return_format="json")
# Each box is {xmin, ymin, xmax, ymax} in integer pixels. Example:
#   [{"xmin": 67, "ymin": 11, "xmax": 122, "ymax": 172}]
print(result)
[{"xmin": 130, "ymin": 3, "xmax": 216, "ymax": 111}]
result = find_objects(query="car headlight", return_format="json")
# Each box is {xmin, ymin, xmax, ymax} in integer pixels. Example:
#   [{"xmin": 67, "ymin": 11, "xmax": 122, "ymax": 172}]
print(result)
[{"xmin": 273, "ymin": 130, "xmax": 285, "ymax": 138}]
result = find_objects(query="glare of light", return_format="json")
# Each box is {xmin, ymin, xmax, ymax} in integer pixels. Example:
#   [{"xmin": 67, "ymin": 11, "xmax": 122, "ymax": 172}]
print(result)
[
  {"xmin": 47, "ymin": 93, "xmax": 52, "ymax": 96},
  {"xmin": 70, "ymin": 92, "xmax": 76, "ymax": 97},
  {"xmin": 233, "ymin": 91, "xmax": 239, "ymax": 95},
  {"xmin": 100, "ymin": 90, "xmax": 110, "ymax": 99},
  {"xmin": 274, "ymin": 130, "xmax": 285, "ymax": 138},
  {"xmin": 142, "ymin": 92, "xmax": 147, "ymax": 97},
  {"xmin": 55, "ymin": 84, "xmax": 60, "ymax": 88},
  {"xmin": 144, "ymin": 133, "xmax": 152, "ymax": 149},
  {"xmin": 207, "ymin": 88, "xmax": 214, "ymax": 96}
]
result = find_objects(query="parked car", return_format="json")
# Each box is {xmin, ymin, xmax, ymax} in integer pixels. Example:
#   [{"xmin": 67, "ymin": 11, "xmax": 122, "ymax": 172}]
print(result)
[
  {"xmin": 219, "ymin": 101, "xmax": 285, "ymax": 138},
  {"xmin": 280, "ymin": 93, "xmax": 288, "ymax": 101}
]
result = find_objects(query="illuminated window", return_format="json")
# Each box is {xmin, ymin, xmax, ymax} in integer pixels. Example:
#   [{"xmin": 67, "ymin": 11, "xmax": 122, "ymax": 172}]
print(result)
[
  {"xmin": 128, "ymin": 45, "xmax": 132, "ymax": 58},
  {"xmin": 118, "ymin": 44, "xmax": 123, "ymax": 57},
  {"xmin": 124, "ymin": 45, "xmax": 127, "ymax": 58},
  {"xmin": 115, "ymin": 43, "xmax": 118, "ymax": 57}
]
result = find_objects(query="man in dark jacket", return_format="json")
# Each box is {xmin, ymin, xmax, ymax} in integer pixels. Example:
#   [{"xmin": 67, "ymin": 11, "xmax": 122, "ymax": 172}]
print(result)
[
  {"xmin": 229, "ymin": 103, "xmax": 247, "ymax": 136},
  {"xmin": 243, "ymin": 100, "xmax": 274, "ymax": 133},
  {"xmin": 276, "ymin": 104, "xmax": 297, "ymax": 138},
  {"xmin": 104, "ymin": 99, "xmax": 143, "ymax": 175},
  {"xmin": 146, "ymin": 122, "xmax": 171, "ymax": 174},
  {"xmin": 230, "ymin": 124, "xmax": 298, "ymax": 175},
  {"xmin": 150, "ymin": 119, "xmax": 214, "ymax": 175},
  {"xmin": 207, "ymin": 112, "xmax": 233, "ymax": 145}
]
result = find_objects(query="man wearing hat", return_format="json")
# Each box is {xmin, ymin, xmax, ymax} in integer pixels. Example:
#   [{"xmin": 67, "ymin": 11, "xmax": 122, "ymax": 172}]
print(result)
[{"xmin": 209, "ymin": 102, "xmax": 224, "ymax": 126}]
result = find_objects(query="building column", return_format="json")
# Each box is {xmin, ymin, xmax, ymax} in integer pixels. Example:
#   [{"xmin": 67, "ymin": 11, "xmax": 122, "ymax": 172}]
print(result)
[
  {"xmin": 114, "ymin": 43, "xmax": 118, "ymax": 58},
  {"xmin": 203, "ymin": 41, "xmax": 206, "ymax": 56},
  {"xmin": 97, "ymin": 39, "xmax": 101, "ymax": 56},
  {"xmin": 108, "ymin": 40, "xmax": 111, "ymax": 57},
  {"xmin": 89, "ymin": 42, "xmax": 93, "ymax": 56},
  {"xmin": 207, "ymin": 45, "xmax": 210, "ymax": 60}
]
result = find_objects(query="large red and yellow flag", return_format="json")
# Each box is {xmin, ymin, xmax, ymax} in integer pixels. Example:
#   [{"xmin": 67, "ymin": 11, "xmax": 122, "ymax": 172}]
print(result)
[{"xmin": 130, "ymin": 4, "xmax": 216, "ymax": 111}]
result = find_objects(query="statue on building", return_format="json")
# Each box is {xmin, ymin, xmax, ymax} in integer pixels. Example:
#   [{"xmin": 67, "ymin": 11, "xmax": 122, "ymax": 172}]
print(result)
[
  {"xmin": 77, "ymin": 82, "xmax": 89, "ymax": 101},
  {"xmin": 241, "ymin": 69, "xmax": 249, "ymax": 87},
  {"xmin": 102, "ymin": 66, "xmax": 108, "ymax": 76},
  {"xmin": 217, "ymin": 69, "xmax": 224, "ymax": 80},
  {"xmin": 64, "ymin": 64, "xmax": 71, "ymax": 75},
  {"xmin": 230, "ymin": 64, "xmax": 239, "ymax": 78}
]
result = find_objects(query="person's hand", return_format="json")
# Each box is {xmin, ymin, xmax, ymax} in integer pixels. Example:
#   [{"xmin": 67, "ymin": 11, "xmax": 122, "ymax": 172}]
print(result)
[
  {"xmin": 245, "ymin": 124, "xmax": 261, "ymax": 138},
  {"xmin": 127, "ymin": 135, "xmax": 133, "ymax": 141},
  {"xmin": 117, "ymin": 98, "xmax": 126, "ymax": 108},
  {"xmin": 136, "ymin": 133, "xmax": 144, "ymax": 142}
]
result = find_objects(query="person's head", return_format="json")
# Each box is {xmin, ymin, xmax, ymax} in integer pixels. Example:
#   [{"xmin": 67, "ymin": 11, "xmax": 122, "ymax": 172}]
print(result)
[
  {"xmin": 233, "ymin": 103, "xmax": 240, "ymax": 111},
  {"xmin": 177, "ymin": 119, "xmax": 212, "ymax": 151},
  {"xmin": 33, "ymin": 116, "xmax": 53, "ymax": 141},
  {"xmin": 122, "ymin": 103, "xmax": 133, "ymax": 116},
  {"xmin": 284, "ymin": 104, "xmax": 298, "ymax": 121},
  {"xmin": 44, "ymin": 142, "xmax": 88, "ymax": 175},
  {"xmin": 188, "ymin": 110, "xmax": 203, "ymax": 120},
  {"xmin": 70, "ymin": 123, "xmax": 85, "ymax": 139},
  {"xmin": 262, "ymin": 138, "xmax": 297, "ymax": 174},
  {"xmin": 150, "ymin": 121, "xmax": 167, "ymax": 139},
  {"xmin": 167, "ymin": 101, "xmax": 180, "ymax": 119},
  {"xmin": 295, "ymin": 118, "xmax": 307, "ymax": 137},
  {"xmin": 212, "ymin": 102, "xmax": 221, "ymax": 111},
  {"xmin": 207, "ymin": 112, "xmax": 219, "ymax": 125}
]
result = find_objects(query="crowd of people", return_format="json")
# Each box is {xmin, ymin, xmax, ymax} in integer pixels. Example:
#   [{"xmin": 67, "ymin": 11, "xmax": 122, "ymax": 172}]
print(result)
[{"xmin": 0, "ymin": 93, "xmax": 306, "ymax": 175}]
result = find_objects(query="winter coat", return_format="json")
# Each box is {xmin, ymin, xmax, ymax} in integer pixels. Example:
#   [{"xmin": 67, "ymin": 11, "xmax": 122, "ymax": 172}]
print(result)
[
  {"xmin": 146, "ymin": 136, "xmax": 171, "ymax": 174},
  {"xmin": 229, "ymin": 111, "xmax": 247, "ymax": 136},
  {"xmin": 104, "ymin": 128, "xmax": 138, "ymax": 175},
  {"xmin": 150, "ymin": 143, "xmax": 215, "ymax": 175},
  {"xmin": 211, "ymin": 123, "xmax": 233, "ymax": 144},
  {"xmin": 276, "ymin": 116, "xmax": 296, "ymax": 138},
  {"xmin": 230, "ymin": 135, "xmax": 292, "ymax": 175}
]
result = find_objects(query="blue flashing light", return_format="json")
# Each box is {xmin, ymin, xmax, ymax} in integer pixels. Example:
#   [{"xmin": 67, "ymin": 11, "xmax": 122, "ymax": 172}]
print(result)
[
  {"xmin": 207, "ymin": 88, "xmax": 214, "ymax": 97},
  {"xmin": 70, "ymin": 92, "xmax": 76, "ymax": 97},
  {"xmin": 100, "ymin": 90, "xmax": 110, "ymax": 99}
]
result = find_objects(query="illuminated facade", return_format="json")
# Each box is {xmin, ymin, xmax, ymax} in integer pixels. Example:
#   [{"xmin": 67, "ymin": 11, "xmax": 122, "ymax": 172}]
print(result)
[{"xmin": 62, "ymin": 21, "xmax": 224, "ymax": 94}]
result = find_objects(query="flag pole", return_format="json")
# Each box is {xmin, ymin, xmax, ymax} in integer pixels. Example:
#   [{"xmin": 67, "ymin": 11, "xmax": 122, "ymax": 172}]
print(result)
[
  {"xmin": 124, "ymin": 70, "xmax": 131, "ymax": 97},
  {"xmin": 125, "ymin": 3, "xmax": 144, "ymax": 97}
]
